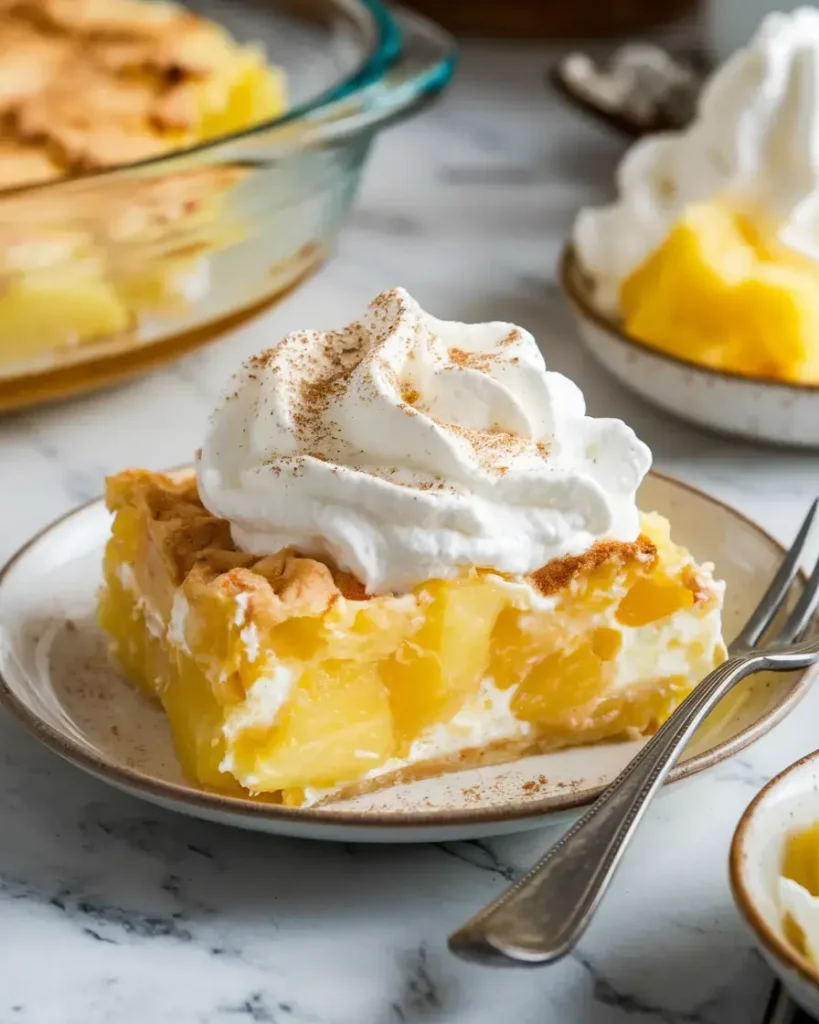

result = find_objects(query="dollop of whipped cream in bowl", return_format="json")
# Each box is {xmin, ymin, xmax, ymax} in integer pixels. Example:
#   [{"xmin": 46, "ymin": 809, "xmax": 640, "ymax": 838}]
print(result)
[
  {"xmin": 197, "ymin": 288, "xmax": 651, "ymax": 594},
  {"xmin": 574, "ymin": 6, "xmax": 819, "ymax": 312}
]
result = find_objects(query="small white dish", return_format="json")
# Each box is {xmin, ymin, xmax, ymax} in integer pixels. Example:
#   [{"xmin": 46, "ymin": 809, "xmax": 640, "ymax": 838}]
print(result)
[
  {"xmin": 560, "ymin": 245, "xmax": 819, "ymax": 448},
  {"xmin": 0, "ymin": 472, "xmax": 814, "ymax": 843},
  {"xmin": 731, "ymin": 751, "xmax": 819, "ymax": 1019}
]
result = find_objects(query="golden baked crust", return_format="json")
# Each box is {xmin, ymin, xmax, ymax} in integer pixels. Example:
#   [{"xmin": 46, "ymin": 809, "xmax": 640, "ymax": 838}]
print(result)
[
  {"xmin": 0, "ymin": 0, "xmax": 282, "ymax": 178},
  {"xmin": 0, "ymin": 138, "xmax": 61, "ymax": 190},
  {"xmin": 107, "ymin": 469, "xmax": 354, "ymax": 622},
  {"xmin": 530, "ymin": 536, "xmax": 657, "ymax": 597},
  {"xmin": 108, "ymin": 467, "xmax": 666, "ymax": 608}
]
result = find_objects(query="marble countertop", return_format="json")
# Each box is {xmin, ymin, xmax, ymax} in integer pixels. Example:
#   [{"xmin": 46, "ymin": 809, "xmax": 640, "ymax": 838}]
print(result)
[{"xmin": 3, "ymin": 38, "xmax": 819, "ymax": 1024}]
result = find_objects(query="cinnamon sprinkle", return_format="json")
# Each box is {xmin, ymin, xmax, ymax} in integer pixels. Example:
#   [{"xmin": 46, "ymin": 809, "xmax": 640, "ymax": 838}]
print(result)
[
  {"xmin": 247, "ymin": 349, "xmax": 276, "ymax": 371},
  {"xmin": 448, "ymin": 346, "xmax": 496, "ymax": 372},
  {"xmin": 240, "ymin": 289, "xmax": 551, "ymax": 485},
  {"xmin": 441, "ymin": 421, "xmax": 550, "ymax": 471},
  {"xmin": 282, "ymin": 291, "xmax": 414, "ymax": 452},
  {"xmin": 333, "ymin": 570, "xmax": 370, "ymax": 601},
  {"xmin": 528, "ymin": 536, "xmax": 658, "ymax": 597}
]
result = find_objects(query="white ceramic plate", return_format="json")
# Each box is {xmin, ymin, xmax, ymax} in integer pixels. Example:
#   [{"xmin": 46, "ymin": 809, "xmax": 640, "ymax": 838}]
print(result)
[
  {"xmin": 731, "ymin": 751, "xmax": 819, "ymax": 1019},
  {"xmin": 0, "ymin": 472, "xmax": 813, "ymax": 843},
  {"xmin": 560, "ymin": 245, "xmax": 819, "ymax": 448}
]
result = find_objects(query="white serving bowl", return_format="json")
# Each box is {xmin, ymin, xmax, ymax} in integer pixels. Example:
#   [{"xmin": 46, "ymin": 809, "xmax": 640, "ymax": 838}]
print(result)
[
  {"xmin": 559, "ymin": 244, "xmax": 819, "ymax": 448},
  {"xmin": 731, "ymin": 751, "xmax": 819, "ymax": 1018}
]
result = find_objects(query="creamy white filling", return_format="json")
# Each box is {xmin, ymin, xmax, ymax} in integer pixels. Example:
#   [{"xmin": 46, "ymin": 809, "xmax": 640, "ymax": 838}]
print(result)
[
  {"xmin": 116, "ymin": 563, "xmax": 165, "ymax": 639},
  {"xmin": 233, "ymin": 591, "xmax": 250, "ymax": 627},
  {"xmin": 240, "ymin": 623, "xmax": 260, "ymax": 663},
  {"xmin": 611, "ymin": 600, "xmax": 724, "ymax": 693},
  {"xmin": 219, "ymin": 665, "xmax": 296, "ymax": 783},
  {"xmin": 167, "ymin": 592, "xmax": 191, "ymax": 654}
]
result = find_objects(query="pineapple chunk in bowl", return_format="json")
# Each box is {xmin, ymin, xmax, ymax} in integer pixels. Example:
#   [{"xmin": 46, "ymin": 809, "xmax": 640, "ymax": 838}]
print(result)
[{"xmin": 560, "ymin": 239, "xmax": 819, "ymax": 448}]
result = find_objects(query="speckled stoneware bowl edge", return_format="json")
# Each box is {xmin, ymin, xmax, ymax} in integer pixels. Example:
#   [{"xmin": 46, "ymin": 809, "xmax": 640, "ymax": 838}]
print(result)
[
  {"xmin": 730, "ymin": 751, "xmax": 819, "ymax": 1014},
  {"xmin": 559, "ymin": 243, "xmax": 819, "ymax": 448}
]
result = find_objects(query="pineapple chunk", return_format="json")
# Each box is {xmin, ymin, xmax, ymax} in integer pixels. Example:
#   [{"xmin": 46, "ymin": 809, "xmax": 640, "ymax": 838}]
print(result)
[
  {"xmin": 620, "ymin": 202, "xmax": 819, "ymax": 383},
  {"xmin": 380, "ymin": 579, "xmax": 507, "ymax": 751},
  {"xmin": 617, "ymin": 578, "xmax": 695, "ymax": 628},
  {"xmin": 781, "ymin": 822, "xmax": 819, "ymax": 956},
  {"xmin": 783, "ymin": 823, "xmax": 819, "ymax": 898},
  {"xmin": 162, "ymin": 650, "xmax": 235, "ymax": 789},
  {"xmin": 229, "ymin": 661, "xmax": 394, "ymax": 793},
  {"xmin": 0, "ymin": 264, "xmax": 130, "ymax": 359},
  {"xmin": 97, "ymin": 571, "xmax": 168, "ymax": 702},
  {"xmin": 200, "ymin": 58, "xmax": 286, "ymax": 141},
  {"xmin": 511, "ymin": 643, "xmax": 609, "ymax": 724}
]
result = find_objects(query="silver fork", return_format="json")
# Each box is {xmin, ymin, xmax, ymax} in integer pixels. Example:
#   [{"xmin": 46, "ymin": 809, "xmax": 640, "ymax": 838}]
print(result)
[{"xmin": 449, "ymin": 499, "xmax": 819, "ymax": 967}]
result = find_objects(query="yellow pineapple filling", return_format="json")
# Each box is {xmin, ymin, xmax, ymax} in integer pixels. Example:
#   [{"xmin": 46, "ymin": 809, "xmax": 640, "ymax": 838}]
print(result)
[
  {"xmin": 783, "ymin": 824, "xmax": 819, "ymax": 899},
  {"xmin": 619, "ymin": 201, "xmax": 819, "ymax": 384},
  {"xmin": 98, "ymin": 471, "xmax": 726, "ymax": 807},
  {"xmin": 779, "ymin": 823, "xmax": 819, "ymax": 962}
]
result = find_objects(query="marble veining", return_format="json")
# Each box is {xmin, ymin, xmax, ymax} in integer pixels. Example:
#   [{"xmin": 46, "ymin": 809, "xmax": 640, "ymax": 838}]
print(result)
[{"xmin": 1, "ymin": 35, "xmax": 818, "ymax": 1024}]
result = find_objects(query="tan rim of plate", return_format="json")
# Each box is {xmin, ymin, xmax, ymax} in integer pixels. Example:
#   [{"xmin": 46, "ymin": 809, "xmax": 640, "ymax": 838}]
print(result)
[
  {"xmin": 0, "ymin": 471, "xmax": 813, "ymax": 830},
  {"xmin": 730, "ymin": 750, "xmax": 819, "ymax": 990},
  {"xmin": 0, "ymin": 248, "xmax": 326, "ymax": 415},
  {"xmin": 559, "ymin": 243, "xmax": 819, "ymax": 394}
]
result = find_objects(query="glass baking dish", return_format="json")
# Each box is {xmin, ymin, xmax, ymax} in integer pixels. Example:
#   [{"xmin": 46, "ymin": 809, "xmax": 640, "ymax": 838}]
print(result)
[{"xmin": 0, "ymin": 0, "xmax": 456, "ymax": 411}]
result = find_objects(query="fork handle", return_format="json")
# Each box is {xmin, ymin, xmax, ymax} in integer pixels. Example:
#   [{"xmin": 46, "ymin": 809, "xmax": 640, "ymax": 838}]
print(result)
[{"xmin": 448, "ymin": 655, "xmax": 758, "ymax": 966}]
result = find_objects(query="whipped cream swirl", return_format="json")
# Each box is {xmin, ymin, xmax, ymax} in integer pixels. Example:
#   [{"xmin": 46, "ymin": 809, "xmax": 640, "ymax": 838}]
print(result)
[
  {"xmin": 197, "ymin": 289, "xmax": 651, "ymax": 594},
  {"xmin": 574, "ymin": 7, "xmax": 819, "ymax": 311}
]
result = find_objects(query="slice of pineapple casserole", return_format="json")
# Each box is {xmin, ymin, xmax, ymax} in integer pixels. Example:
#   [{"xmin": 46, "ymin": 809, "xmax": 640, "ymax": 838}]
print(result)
[{"xmin": 99, "ymin": 290, "xmax": 726, "ymax": 806}]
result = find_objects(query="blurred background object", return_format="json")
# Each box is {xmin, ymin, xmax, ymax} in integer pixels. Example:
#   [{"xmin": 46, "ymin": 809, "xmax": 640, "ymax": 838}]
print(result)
[
  {"xmin": 550, "ymin": 44, "xmax": 703, "ymax": 138},
  {"xmin": 403, "ymin": 0, "xmax": 697, "ymax": 38}
]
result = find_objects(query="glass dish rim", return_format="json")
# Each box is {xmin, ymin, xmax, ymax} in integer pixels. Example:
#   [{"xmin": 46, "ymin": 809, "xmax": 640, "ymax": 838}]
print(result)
[{"xmin": 0, "ymin": 0, "xmax": 404, "ymax": 200}]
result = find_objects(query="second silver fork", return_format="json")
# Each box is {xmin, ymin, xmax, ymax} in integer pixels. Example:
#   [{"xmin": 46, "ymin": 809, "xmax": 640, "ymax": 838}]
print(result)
[{"xmin": 449, "ymin": 499, "xmax": 819, "ymax": 967}]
